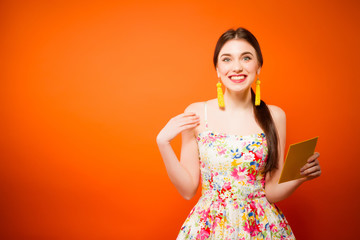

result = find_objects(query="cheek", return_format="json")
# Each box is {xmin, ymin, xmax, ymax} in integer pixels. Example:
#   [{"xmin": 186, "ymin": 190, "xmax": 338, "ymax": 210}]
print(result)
[
  {"xmin": 217, "ymin": 63, "xmax": 231, "ymax": 74},
  {"xmin": 244, "ymin": 61, "xmax": 259, "ymax": 72}
]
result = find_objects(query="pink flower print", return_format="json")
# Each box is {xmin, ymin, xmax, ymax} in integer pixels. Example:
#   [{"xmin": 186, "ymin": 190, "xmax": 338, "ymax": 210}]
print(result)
[
  {"xmin": 202, "ymin": 132, "xmax": 218, "ymax": 143},
  {"xmin": 213, "ymin": 200, "xmax": 220, "ymax": 209},
  {"xmin": 280, "ymin": 221, "xmax": 288, "ymax": 229},
  {"xmin": 207, "ymin": 132, "xmax": 226, "ymax": 142},
  {"xmin": 259, "ymin": 205, "xmax": 265, "ymax": 217},
  {"xmin": 249, "ymin": 201, "xmax": 258, "ymax": 213},
  {"xmin": 244, "ymin": 217, "xmax": 261, "ymax": 237},
  {"xmin": 243, "ymin": 221, "xmax": 250, "ymax": 233},
  {"xmin": 216, "ymin": 195, "xmax": 227, "ymax": 208},
  {"xmin": 226, "ymin": 225, "xmax": 235, "ymax": 233},
  {"xmin": 212, "ymin": 215, "xmax": 222, "ymax": 229},
  {"xmin": 247, "ymin": 172, "xmax": 256, "ymax": 184},
  {"xmin": 199, "ymin": 208, "xmax": 210, "ymax": 221},
  {"xmin": 270, "ymin": 223, "xmax": 277, "ymax": 233},
  {"xmin": 255, "ymin": 148, "xmax": 263, "ymax": 159},
  {"xmin": 209, "ymin": 136, "xmax": 217, "ymax": 142},
  {"xmin": 216, "ymin": 145, "xmax": 226, "ymax": 155},
  {"xmin": 201, "ymin": 137, "xmax": 208, "ymax": 144},
  {"xmin": 199, "ymin": 227, "xmax": 210, "ymax": 240},
  {"xmin": 243, "ymin": 152, "xmax": 255, "ymax": 162},
  {"xmin": 223, "ymin": 182, "xmax": 231, "ymax": 190},
  {"xmin": 230, "ymin": 168, "xmax": 238, "ymax": 179},
  {"xmin": 231, "ymin": 167, "xmax": 245, "ymax": 181}
]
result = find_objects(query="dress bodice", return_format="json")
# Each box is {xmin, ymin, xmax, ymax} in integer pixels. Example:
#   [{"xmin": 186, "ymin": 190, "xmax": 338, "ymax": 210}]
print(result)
[{"xmin": 196, "ymin": 130, "xmax": 268, "ymax": 201}]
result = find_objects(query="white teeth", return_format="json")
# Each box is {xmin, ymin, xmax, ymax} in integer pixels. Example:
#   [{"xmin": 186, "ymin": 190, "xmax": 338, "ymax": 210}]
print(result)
[{"xmin": 230, "ymin": 75, "xmax": 245, "ymax": 80}]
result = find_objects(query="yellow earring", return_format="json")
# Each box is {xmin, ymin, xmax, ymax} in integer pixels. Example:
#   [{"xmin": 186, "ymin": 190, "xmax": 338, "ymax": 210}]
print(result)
[
  {"xmin": 255, "ymin": 77, "xmax": 261, "ymax": 106},
  {"xmin": 217, "ymin": 80, "xmax": 225, "ymax": 108}
]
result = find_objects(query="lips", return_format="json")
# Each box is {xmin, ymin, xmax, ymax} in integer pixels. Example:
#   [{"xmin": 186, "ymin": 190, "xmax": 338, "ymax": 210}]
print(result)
[{"xmin": 229, "ymin": 74, "xmax": 247, "ymax": 83}]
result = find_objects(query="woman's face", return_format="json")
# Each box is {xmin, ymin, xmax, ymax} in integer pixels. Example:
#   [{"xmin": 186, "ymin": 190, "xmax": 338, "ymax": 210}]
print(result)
[{"xmin": 217, "ymin": 39, "xmax": 261, "ymax": 93}]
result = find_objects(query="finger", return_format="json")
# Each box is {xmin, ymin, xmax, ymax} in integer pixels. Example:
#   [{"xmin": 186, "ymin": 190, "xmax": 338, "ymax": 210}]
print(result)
[
  {"xmin": 180, "ymin": 122, "xmax": 200, "ymax": 131},
  {"xmin": 184, "ymin": 115, "xmax": 200, "ymax": 120},
  {"xmin": 306, "ymin": 170, "xmax": 322, "ymax": 177},
  {"xmin": 300, "ymin": 161, "xmax": 317, "ymax": 172},
  {"xmin": 301, "ymin": 159, "xmax": 319, "ymax": 171},
  {"xmin": 178, "ymin": 114, "xmax": 200, "ymax": 122},
  {"xmin": 307, "ymin": 152, "xmax": 320, "ymax": 163},
  {"xmin": 172, "ymin": 116, "xmax": 199, "ymax": 126},
  {"xmin": 182, "ymin": 112, "xmax": 198, "ymax": 117},
  {"xmin": 306, "ymin": 171, "xmax": 321, "ymax": 179},
  {"xmin": 179, "ymin": 116, "xmax": 200, "ymax": 123},
  {"xmin": 178, "ymin": 118, "xmax": 200, "ymax": 127},
  {"xmin": 173, "ymin": 112, "xmax": 197, "ymax": 120},
  {"xmin": 301, "ymin": 165, "xmax": 321, "ymax": 176},
  {"xmin": 306, "ymin": 153, "xmax": 318, "ymax": 163}
]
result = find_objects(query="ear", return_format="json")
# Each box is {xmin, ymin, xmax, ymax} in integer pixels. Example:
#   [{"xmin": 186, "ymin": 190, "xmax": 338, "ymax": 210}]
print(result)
[
  {"xmin": 216, "ymin": 68, "xmax": 220, "ymax": 78},
  {"xmin": 257, "ymin": 67, "xmax": 261, "ymax": 75}
]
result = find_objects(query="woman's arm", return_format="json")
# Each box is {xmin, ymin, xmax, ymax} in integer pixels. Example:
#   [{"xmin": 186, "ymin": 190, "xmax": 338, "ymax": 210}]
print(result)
[
  {"xmin": 156, "ymin": 103, "xmax": 201, "ymax": 200},
  {"xmin": 264, "ymin": 105, "xmax": 321, "ymax": 203}
]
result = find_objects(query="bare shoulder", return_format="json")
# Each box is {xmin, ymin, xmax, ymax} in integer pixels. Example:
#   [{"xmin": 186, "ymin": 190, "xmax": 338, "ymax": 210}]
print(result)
[
  {"xmin": 184, "ymin": 101, "xmax": 205, "ymax": 114},
  {"xmin": 267, "ymin": 105, "xmax": 286, "ymax": 125},
  {"xmin": 184, "ymin": 101, "xmax": 210, "ymax": 135}
]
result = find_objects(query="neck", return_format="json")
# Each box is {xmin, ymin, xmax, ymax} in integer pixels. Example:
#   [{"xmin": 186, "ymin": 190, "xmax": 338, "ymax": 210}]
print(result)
[{"xmin": 222, "ymin": 87, "xmax": 253, "ymax": 113}]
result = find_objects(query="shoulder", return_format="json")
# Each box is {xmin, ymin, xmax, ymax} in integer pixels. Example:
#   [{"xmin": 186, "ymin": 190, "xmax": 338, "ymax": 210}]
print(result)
[
  {"xmin": 267, "ymin": 105, "xmax": 286, "ymax": 125},
  {"xmin": 181, "ymin": 102, "xmax": 206, "ymax": 137},
  {"xmin": 184, "ymin": 101, "xmax": 207, "ymax": 114}
]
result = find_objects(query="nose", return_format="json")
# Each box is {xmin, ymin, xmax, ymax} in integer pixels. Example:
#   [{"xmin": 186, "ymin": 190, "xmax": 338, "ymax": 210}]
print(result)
[{"xmin": 233, "ymin": 61, "xmax": 243, "ymax": 72}]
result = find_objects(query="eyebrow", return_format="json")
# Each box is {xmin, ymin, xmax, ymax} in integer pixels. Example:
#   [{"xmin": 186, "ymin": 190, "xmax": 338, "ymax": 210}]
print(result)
[{"xmin": 220, "ymin": 51, "xmax": 254, "ymax": 57}]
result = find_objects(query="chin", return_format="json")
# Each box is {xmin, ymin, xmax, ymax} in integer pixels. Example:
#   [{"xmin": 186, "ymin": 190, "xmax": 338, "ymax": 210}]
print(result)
[{"xmin": 225, "ymin": 85, "xmax": 251, "ymax": 93}]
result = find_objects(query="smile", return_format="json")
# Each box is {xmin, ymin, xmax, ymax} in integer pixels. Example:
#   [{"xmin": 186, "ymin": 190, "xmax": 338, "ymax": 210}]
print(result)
[{"xmin": 229, "ymin": 74, "xmax": 247, "ymax": 83}]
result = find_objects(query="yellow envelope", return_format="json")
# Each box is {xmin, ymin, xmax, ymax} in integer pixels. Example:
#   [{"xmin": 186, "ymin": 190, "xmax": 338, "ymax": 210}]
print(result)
[{"xmin": 278, "ymin": 137, "xmax": 318, "ymax": 183}]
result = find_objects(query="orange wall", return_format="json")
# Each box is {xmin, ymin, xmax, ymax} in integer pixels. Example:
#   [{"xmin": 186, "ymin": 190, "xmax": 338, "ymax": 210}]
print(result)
[{"xmin": 1, "ymin": 0, "xmax": 359, "ymax": 239}]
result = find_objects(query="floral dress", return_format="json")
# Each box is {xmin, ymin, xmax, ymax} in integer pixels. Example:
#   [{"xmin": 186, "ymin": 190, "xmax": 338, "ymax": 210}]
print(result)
[{"xmin": 176, "ymin": 102, "xmax": 295, "ymax": 240}]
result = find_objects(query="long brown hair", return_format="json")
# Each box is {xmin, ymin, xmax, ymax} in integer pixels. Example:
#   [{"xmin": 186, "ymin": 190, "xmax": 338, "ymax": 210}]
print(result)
[{"xmin": 213, "ymin": 27, "xmax": 279, "ymax": 174}]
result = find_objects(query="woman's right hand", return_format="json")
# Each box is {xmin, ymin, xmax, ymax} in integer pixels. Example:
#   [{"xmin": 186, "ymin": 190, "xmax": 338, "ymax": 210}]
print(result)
[{"xmin": 156, "ymin": 112, "xmax": 200, "ymax": 144}]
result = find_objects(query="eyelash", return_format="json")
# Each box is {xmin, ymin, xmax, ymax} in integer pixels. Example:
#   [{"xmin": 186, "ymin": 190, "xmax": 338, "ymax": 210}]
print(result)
[{"xmin": 222, "ymin": 56, "xmax": 252, "ymax": 62}]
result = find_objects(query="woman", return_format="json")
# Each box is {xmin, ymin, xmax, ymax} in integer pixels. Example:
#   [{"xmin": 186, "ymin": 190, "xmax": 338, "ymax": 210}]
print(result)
[{"xmin": 156, "ymin": 28, "xmax": 321, "ymax": 239}]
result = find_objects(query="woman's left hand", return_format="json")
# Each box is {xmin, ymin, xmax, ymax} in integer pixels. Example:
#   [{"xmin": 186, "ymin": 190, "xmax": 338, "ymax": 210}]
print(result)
[{"xmin": 300, "ymin": 152, "xmax": 321, "ymax": 180}]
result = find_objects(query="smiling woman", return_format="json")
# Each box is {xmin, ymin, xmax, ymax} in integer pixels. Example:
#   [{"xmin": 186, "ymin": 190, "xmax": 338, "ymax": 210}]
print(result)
[{"xmin": 156, "ymin": 27, "xmax": 321, "ymax": 239}]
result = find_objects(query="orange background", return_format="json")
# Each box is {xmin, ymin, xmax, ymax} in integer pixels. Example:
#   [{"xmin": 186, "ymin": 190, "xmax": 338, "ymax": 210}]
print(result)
[{"xmin": 1, "ymin": 0, "xmax": 359, "ymax": 239}]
